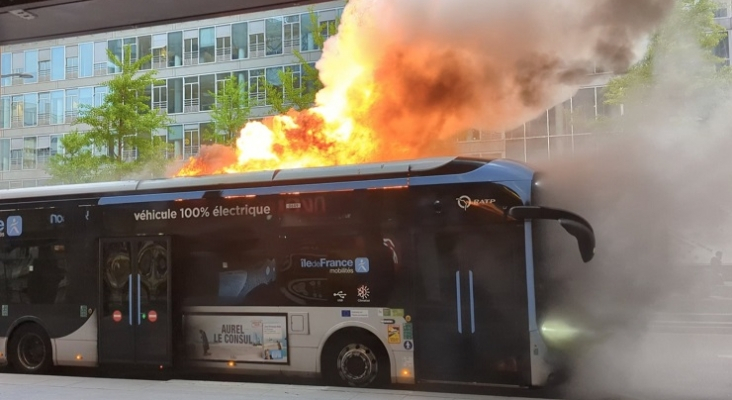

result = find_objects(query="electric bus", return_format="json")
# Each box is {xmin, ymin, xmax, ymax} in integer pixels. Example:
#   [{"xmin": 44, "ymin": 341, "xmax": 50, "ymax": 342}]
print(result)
[{"xmin": 0, "ymin": 156, "xmax": 594, "ymax": 388}]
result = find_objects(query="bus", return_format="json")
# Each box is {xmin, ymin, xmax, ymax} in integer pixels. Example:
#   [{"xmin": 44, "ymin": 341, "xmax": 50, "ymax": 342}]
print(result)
[{"xmin": 0, "ymin": 156, "xmax": 594, "ymax": 388}]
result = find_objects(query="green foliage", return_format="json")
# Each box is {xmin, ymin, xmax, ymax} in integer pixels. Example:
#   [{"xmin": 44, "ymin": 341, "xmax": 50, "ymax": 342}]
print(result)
[
  {"xmin": 208, "ymin": 75, "xmax": 251, "ymax": 144},
  {"xmin": 46, "ymin": 45, "xmax": 171, "ymax": 184},
  {"xmin": 605, "ymin": 0, "xmax": 732, "ymax": 108}
]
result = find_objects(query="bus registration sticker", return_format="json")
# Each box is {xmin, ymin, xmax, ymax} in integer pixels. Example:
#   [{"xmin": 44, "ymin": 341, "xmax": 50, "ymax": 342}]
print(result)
[{"xmin": 388, "ymin": 325, "xmax": 401, "ymax": 344}]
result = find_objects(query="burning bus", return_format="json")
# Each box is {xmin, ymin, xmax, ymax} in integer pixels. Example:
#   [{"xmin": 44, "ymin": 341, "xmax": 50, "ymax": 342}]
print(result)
[{"xmin": 0, "ymin": 156, "xmax": 593, "ymax": 388}]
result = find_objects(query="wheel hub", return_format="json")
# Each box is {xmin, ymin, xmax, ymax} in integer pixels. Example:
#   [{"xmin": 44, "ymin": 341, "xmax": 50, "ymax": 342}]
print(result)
[
  {"xmin": 17, "ymin": 333, "xmax": 46, "ymax": 370},
  {"xmin": 337, "ymin": 343, "xmax": 378, "ymax": 386}
]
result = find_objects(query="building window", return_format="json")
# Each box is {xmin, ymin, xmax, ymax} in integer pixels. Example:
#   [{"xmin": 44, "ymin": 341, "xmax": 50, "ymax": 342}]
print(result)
[
  {"xmin": 300, "ymin": 13, "xmax": 317, "ymax": 52},
  {"xmin": 139, "ymin": 35, "xmax": 152, "ymax": 70},
  {"xmin": 65, "ymin": 89, "xmax": 79, "ymax": 123},
  {"xmin": 152, "ymin": 34, "xmax": 167, "ymax": 69},
  {"xmin": 318, "ymin": 10, "xmax": 339, "ymax": 43},
  {"xmin": 249, "ymin": 21, "xmax": 265, "ymax": 58},
  {"xmin": 265, "ymin": 67, "xmax": 283, "ymax": 106},
  {"xmin": 51, "ymin": 46, "xmax": 65, "ymax": 81},
  {"xmin": 37, "ymin": 136, "xmax": 51, "ymax": 167},
  {"xmin": 0, "ymin": 139, "xmax": 9, "ymax": 171},
  {"xmin": 216, "ymin": 72, "xmax": 231, "ymax": 94},
  {"xmin": 184, "ymin": 30, "xmax": 199, "ymax": 66},
  {"xmin": 249, "ymin": 69, "xmax": 266, "ymax": 106},
  {"xmin": 216, "ymin": 25, "xmax": 232, "ymax": 62},
  {"xmin": 50, "ymin": 90, "xmax": 64, "ymax": 125},
  {"xmin": 94, "ymin": 86, "xmax": 108, "ymax": 107},
  {"xmin": 184, "ymin": 124, "xmax": 201, "ymax": 158},
  {"xmin": 0, "ymin": 53, "xmax": 11, "ymax": 87},
  {"xmin": 23, "ymin": 137, "xmax": 37, "ymax": 169},
  {"xmin": 0, "ymin": 96, "xmax": 9, "ymax": 129},
  {"xmin": 66, "ymin": 56, "xmax": 79, "ymax": 79},
  {"xmin": 38, "ymin": 92, "xmax": 51, "ymax": 126},
  {"xmin": 184, "ymin": 76, "xmax": 200, "ymax": 113},
  {"xmin": 79, "ymin": 42, "xmax": 94, "ymax": 78},
  {"xmin": 714, "ymin": 31, "xmax": 730, "ymax": 66},
  {"xmin": 124, "ymin": 37, "xmax": 138, "ymax": 63},
  {"xmin": 284, "ymin": 16, "xmax": 301, "ymax": 53},
  {"xmin": 266, "ymin": 17, "xmax": 284, "ymax": 56},
  {"xmin": 168, "ymin": 31, "xmax": 183, "ymax": 67},
  {"xmin": 24, "ymin": 50, "xmax": 38, "ymax": 84},
  {"xmin": 715, "ymin": 1, "xmax": 730, "ymax": 18},
  {"xmin": 153, "ymin": 81, "xmax": 167, "ymax": 111},
  {"xmin": 10, "ymin": 138, "xmax": 23, "ymax": 171},
  {"xmin": 38, "ymin": 51, "xmax": 51, "ymax": 82},
  {"xmin": 167, "ymin": 78, "xmax": 183, "ymax": 114},
  {"xmin": 50, "ymin": 134, "xmax": 63, "ymax": 157},
  {"xmin": 200, "ymin": 75, "xmax": 215, "ymax": 111},
  {"xmin": 232, "ymin": 22, "xmax": 248, "ymax": 60},
  {"xmin": 199, "ymin": 27, "xmax": 215, "ymax": 64},
  {"xmin": 11, "ymin": 95, "xmax": 23, "ymax": 128},
  {"xmin": 94, "ymin": 42, "xmax": 107, "ymax": 76},
  {"xmin": 168, "ymin": 125, "xmax": 184, "ymax": 159}
]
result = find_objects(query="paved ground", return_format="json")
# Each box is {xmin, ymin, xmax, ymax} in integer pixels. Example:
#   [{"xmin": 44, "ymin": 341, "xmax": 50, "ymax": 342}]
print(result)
[{"xmin": 0, "ymin": 374, "xmax": 539, "ymax": 400}]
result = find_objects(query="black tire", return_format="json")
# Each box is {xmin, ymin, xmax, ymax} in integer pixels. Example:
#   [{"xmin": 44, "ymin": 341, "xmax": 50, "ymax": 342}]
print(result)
[
  {"xmin": 9, "ymin": 324, "xmax": 53, "ymax": 374},
  {"xmin": 321, "ymin": 331, "xmax": 390, "ymax": 388}
]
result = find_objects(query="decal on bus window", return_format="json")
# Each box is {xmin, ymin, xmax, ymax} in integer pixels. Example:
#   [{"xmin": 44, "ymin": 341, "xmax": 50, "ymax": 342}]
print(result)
[
  {"xmin": 0, "ymin": 215, "xmax": 23, "ymax": 237},
  {"xmin": 184, "ymin": 314, "xmax": 288, "ymax": 364}
]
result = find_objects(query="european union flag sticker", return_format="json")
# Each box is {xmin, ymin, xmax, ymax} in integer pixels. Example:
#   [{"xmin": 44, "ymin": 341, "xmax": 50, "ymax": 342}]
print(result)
[
  {"xmin": 7, "ymin": 216, "xmax": 22, "ymax": 237},
  {"xmin": 355, "ymin": 257, "xmax": 369, "ymax": 273}
]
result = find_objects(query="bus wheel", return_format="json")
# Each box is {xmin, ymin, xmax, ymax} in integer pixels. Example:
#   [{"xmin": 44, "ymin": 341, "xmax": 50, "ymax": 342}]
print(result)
[
  {"xmin": 9, "ymin": 324, "xmax": 53, "ymax": 374},
  {"xmin": 322, "ymin": 332, "xmax": 389, "ymax": 388}
]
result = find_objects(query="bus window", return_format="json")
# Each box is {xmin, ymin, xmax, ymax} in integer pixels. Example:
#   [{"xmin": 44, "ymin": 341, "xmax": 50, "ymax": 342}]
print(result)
[{"xmin": 0, "ymin": 242, "xmax": 68, "ymax": 305}]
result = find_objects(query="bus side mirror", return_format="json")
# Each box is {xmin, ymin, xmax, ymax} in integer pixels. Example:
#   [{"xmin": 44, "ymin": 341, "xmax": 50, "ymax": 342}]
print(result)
[{"xmin": 508, "ymin": 206, "xmax": 595, "ymax": 263}]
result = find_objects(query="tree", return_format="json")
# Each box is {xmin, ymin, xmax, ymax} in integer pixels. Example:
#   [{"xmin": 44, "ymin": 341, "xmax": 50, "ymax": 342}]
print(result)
[
  {"xmin": 208, "ymin": 75, "xmax": 252, "ymax": 144},
  {"xmin": 266, "ymin": 7, "xmax": 338, "ymax": 114},
  {"xmin": 47, "ymin": 45, "xmax": 171, "ymax": 183},
  {"xmin": 46, "ymin": 132, "xmax": 107, "ymax": 184},
  {"xmin": 604, "ymin": 0, "xmax": 732, "ymax": 121}
]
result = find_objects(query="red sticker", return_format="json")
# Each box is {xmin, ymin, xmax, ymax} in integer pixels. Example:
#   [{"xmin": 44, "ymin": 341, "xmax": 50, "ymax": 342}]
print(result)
[
  {"xmin": 148, "ymin": 310, "xmax": 158, "ymax": 323},
  {"xmin": 112, "ymin": 310, "xmax": 122, "ymax": 322}
]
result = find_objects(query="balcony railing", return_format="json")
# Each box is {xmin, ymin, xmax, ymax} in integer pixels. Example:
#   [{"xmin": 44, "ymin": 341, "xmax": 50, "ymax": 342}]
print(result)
[
  {"xmin": 216, "ymin": 47, "xmax": 232, "ymax": 62},
  {"xmin": 153, "ymin": 55, "xmax": 167, "ymax": 69},
  {"xmin": 284, "ymin": 38, "xmax": 301, "ymax": 54},
  {"xmin": 38, "ymin": 112, "xmax": 50, "ymax": 126},
  {"xmin": 66, "ymin": 66, "xmax": 78, "ymax": 79},
  {"xmin": 38, "ymin": 69, "xmax": 51, "ymax": 82},
  {"xmin": 94, "ymin": 63, "xmax": 107, "ymax": 77},
  {"xmin": 184, "ymin": 51, "xmax": 199, "ymax": 66},
  {"xmin": 184, "ymin": 98, "xmax": 200, "ymax": 113},
  {"xmin": 249, "ymin": 43, "xmax": 265, "ymax": 58}
]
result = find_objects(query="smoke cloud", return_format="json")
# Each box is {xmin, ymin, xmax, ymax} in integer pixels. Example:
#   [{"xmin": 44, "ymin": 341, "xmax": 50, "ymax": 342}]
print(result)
[
  {"xmin": 315, "ymin": 0, "xmax": 674, "ymax": 159},
  {"xmin": 526, "ymin": 11, "xmax": 732, "ymax": 400}
]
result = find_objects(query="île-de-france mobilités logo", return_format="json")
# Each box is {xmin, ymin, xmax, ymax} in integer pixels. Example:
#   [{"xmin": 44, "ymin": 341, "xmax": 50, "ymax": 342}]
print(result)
[{"xmin": 0, "ymin": 215, "xmax": 23, "ymax": 238}]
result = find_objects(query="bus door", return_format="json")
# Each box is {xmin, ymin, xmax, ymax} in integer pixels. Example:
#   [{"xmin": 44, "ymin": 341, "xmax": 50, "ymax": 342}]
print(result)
[
  {"xmin": 413, "ymin": 227, "xmax": 529, "ymax": 386},
  {"xmin": 98, "ymin": 238, "xmax": 171, "ymax": 365}
]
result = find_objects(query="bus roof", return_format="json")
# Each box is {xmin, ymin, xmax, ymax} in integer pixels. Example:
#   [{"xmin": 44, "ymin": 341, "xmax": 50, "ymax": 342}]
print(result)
[{"xmin": 0, "ymin": 156, "xmax": 535, "ymax": 204}]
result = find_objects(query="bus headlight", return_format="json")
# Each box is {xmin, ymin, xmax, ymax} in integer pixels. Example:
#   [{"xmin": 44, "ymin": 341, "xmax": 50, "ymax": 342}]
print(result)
[{"xmin": 540, "ymin": 320, "xmax": 582, "ymax": 343}]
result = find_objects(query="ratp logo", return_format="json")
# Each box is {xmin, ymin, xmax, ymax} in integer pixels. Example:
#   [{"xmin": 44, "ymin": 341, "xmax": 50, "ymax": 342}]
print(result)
[
  {"xmin": 456, "ymin": 195, "xmax": 496, "ymax": 211},
  {"xmin": 0, "ymin": 215, "xmax": 23, "ymax": 237}
]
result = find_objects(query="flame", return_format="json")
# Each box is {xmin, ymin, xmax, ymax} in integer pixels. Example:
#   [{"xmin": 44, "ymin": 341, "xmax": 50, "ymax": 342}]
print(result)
[{"xmin": 175, "ymin": 0, "xmax": 669, "ymax": 178}]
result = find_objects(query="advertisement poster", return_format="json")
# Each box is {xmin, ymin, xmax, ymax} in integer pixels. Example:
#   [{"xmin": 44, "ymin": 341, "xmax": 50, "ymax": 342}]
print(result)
[{"xmin": 185, "ymin": 314, "xmax": 288, "ymax": 364}]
